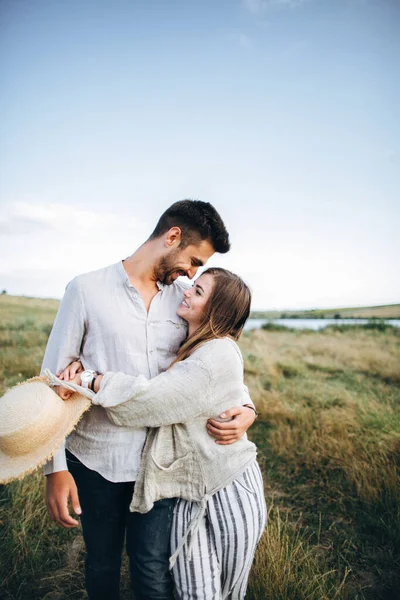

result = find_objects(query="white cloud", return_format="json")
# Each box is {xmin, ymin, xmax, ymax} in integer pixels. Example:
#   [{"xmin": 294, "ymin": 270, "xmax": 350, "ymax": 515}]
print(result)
[
  {"xmin": 243, "ymin": 0, "xmax": 310, "ymax": 12},
  {"xmin": 0, "ymin": 194, "xmax": 398, "ymax": 309},
  {"xmin": 0, "ymin": 201, "xmax": 148, "ymax": 298},
  {"xmin": 0, "ymin": 202, "xmax": 118, "ymax": 236},
  {"xmin": 243, "ymin": 0, "xmax": 268, "ymax": 13}
]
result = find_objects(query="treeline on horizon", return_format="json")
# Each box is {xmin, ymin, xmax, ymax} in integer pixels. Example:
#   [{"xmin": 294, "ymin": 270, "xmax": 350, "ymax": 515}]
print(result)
[
  {"xmin": 1, "ymin": 293, "xmax": 400, "ymax": 321},
  {"xmin": 251, "ymin": 303, "xmax": 400, "ymax": 320}
]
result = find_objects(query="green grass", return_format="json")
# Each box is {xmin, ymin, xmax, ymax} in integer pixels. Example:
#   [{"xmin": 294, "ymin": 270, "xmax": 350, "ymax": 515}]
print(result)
[{"xmin": 1, "ymin": 296, "xmax": 399, "ymax": 599}]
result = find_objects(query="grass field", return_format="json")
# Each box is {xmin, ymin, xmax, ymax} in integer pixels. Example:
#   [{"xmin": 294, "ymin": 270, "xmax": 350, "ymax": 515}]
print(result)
[{"xmin": 1, "ymin": 295, "xmax": 399, "ymax": 599}]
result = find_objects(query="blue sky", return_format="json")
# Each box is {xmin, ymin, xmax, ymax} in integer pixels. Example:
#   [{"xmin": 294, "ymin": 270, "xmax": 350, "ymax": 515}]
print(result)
[{"xmin": 0, "ymin": 0, "xmax": 399, "ymax": 309}]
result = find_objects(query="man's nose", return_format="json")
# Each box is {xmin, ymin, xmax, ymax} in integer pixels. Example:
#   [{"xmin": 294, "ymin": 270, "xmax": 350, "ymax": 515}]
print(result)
[{"xmin": 186, "ymin": 266, "xmax": 199, "ymax": 280}]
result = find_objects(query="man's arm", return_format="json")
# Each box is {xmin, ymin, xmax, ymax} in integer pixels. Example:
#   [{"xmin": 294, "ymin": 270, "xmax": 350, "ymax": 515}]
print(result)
[
  {"xmin": 207, "ymin": 384, "xmax": 257, "ymax": 445},
  {"xmin": 41, "ymin": 278, "xmax": 86, "ymax": 378},
  {"xmin": 41, "ymin": 277, "xmax": 86, "ymax": 527}
]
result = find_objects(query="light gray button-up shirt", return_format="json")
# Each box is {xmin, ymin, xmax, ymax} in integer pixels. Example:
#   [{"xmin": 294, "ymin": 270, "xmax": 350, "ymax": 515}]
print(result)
[{"xmin": 42, "ymin": 261, "xmax": 189, "ymax": 482}]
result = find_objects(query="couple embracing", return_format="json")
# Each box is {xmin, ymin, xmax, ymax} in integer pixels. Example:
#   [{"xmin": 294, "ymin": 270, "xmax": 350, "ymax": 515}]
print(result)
[{"xmin": 42, "ymin": 200, "xmax": 267, "ymax": 599}]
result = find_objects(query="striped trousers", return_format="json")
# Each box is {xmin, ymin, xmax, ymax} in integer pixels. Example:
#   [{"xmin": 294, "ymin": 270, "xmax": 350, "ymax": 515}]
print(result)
[{"xmin": 171, "ymin": 461, "xmax": 267, "ymax": 599}]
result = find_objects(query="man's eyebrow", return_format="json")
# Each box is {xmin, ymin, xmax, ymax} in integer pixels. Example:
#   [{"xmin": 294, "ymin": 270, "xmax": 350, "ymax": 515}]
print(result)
[{"xmin": 191, "ymin": 257, "xmax": 204, "ymax": 267}]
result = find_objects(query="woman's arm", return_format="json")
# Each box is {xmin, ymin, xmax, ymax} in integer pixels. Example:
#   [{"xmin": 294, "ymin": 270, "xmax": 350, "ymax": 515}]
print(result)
[
  {"xmin": 92, "ymin": 340, "xmax": 243, "ymax": 428},
  {"xmin": 93, "ymin": 356, "xmax": 212, "ymax": 427}
]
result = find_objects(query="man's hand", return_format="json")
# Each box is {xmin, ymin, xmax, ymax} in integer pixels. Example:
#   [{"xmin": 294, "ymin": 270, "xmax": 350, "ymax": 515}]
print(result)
[
  {"xmin": 46, "ymin": 470, "xmax": 82, "ymax": 528},
  {"xmin": 207, "ymin": 405, "xmax": 256, "ymax": 445}
]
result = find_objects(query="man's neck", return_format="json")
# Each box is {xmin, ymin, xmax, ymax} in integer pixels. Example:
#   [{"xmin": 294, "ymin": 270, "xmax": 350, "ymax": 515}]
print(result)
[{"xmin": 123, "ymin": 241, "xmax": 160, "ymax": 291}]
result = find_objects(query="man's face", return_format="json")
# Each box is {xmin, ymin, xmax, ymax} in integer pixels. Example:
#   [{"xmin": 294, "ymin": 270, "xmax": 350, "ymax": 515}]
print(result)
[{"xmin": 155, "ymin": 239, "xmax": 215, "ymax": 285}]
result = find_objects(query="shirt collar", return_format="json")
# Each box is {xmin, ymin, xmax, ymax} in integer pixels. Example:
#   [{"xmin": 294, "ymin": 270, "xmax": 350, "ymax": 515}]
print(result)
[{"xmin": 117, "ymin": 260, "xmax": 164, "ymax": 293}]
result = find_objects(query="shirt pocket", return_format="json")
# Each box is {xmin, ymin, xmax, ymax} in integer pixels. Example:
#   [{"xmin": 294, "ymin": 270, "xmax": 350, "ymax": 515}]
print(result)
[{"xmin": 159, "ymin": 318, "xmax": 188, "ymax": 354}]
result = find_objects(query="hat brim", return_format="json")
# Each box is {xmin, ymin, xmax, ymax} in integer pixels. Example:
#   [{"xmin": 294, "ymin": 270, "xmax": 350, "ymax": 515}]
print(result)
[{"xmin": 0, "ymin": 380, "xmax": 91, "ymax": 485}]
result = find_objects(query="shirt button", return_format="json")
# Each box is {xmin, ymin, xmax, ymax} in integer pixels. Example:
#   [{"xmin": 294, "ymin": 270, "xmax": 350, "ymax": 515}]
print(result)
[
  {"xmin": 175, "ymin": 324, "xmax": 180, "ymax": 329},
  {"xmin": 149, "ymin": 350, "xmax": 153, "ymax": 354}
]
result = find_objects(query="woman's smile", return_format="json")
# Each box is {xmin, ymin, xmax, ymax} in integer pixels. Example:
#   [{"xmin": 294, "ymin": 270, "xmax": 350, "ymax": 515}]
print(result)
[{"xmin": 176, "ymin": 273, "xmax": 215, "ymax": 335}]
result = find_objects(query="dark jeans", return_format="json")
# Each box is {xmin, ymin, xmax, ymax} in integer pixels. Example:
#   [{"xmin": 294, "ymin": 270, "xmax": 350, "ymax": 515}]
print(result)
[{"xmin": 66, "ymin": 450, "xmax": 175, "ymax": 600}]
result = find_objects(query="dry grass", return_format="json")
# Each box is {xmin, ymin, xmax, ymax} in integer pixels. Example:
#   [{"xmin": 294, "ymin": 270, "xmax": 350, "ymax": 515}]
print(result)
[
  {"xmin": 247, "ymin": 508, "xmax": 350, "ymax": 600},
  {"xmin": 240, "ymin": 326, "xmax": 400, "ymax": 599},
  {"xmin": 0, "ymin": 473, "xmax": 87, "ymax": 600},
  {"xmin": 1, "ymin": 296, "xmax": 399, "ymax": 599},
  {"xmin": 0, "ymin": 293, "xmax": 59, "ymax": 310}
]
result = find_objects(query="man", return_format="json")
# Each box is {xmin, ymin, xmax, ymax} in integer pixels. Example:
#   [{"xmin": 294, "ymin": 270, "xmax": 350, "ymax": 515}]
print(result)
[{"xmin": 42, "ymin": 200, "xmax": 256, "ymax": 600}]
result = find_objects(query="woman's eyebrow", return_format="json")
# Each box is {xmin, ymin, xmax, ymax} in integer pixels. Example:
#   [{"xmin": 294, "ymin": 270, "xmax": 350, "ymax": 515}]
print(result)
[{"xmin": 195, "ymin": 284, "xmax": 205, "ymax": 293}]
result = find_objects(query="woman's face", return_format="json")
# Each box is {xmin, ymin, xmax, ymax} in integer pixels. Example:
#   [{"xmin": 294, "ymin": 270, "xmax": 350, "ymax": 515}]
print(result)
[{"xmin": 177, "ymin": 273, "xmax": 214, "ymax": 332}]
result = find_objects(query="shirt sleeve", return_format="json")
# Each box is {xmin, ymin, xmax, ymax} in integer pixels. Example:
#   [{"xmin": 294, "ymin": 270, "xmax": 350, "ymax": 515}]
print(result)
[
  {"xmin": 41, "ymin": 277, "xmax": 86, "ymax": 474},
  {"xmin": 93, "ymin": 354, "xmax": 212, "ymax": 428},
  {"xmin": 43, "ymin": 441, "xmax": 68, "ymax": 475},
  {"xmin": 41, "ymin": 277, "xmax": 86, "ymax": 374}
]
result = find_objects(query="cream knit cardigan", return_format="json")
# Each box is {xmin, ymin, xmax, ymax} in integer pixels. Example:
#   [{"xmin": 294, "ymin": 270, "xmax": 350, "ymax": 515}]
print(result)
[{"xmin": 93, "ymin": 337, "xmax": 258, "ymax": 565}]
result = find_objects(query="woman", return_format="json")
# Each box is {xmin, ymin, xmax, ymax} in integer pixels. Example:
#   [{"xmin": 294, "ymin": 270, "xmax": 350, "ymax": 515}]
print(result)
[{"xmin": 57, "ymin": 268, "xmax": 267, "ymax": 599}]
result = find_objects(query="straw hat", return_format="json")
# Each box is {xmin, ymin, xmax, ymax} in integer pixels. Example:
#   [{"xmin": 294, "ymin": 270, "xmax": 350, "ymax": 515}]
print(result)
[{"xmin": 0, "ymin": 374, "xmax": 91, "ymax": 484}]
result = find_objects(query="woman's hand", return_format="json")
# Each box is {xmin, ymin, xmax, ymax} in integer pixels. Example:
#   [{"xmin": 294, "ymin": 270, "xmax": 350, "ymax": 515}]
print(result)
[
  {"xmin": 57, "ymin": 361, "xmax": 84, "ymax": 382},
  {"xmin": 53, "ymin": 373, "xmax": 82, "ymax": 400}
]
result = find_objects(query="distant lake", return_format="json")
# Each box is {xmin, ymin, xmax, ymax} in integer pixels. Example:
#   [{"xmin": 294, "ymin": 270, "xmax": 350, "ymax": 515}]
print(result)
[{"xmin": 244, "ymin": 318, "xmax": 400, "ymax": 332}]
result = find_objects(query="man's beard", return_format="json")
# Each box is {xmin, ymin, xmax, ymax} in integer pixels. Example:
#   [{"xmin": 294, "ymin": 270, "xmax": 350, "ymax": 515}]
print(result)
[{"xmin": 154, "ymin": 252, "xmax": 187, "ymax": 285}]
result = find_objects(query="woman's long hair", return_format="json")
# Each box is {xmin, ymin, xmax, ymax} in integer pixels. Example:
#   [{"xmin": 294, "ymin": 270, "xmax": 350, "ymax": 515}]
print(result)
[{"xmin": 172, "ymin": 267, "xmax": 251, "ymax": 365}]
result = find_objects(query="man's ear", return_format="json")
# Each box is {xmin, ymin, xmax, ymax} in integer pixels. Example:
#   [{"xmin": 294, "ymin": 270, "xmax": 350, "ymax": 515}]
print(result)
[{"xmin": 164, "ymin": 227, "xmax": 182, "ymax": 248}]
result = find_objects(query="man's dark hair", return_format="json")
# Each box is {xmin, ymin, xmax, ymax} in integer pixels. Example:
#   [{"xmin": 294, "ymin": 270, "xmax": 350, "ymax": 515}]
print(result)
[{"xmin": 149, "ymin": 200, "xmax": 230, "ymax": 253}]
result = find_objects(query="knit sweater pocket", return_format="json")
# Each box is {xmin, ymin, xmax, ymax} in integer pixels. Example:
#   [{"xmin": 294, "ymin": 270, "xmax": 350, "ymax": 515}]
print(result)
[
  {"xmin": 150, "ymin": 425, "xmax": 194, "ymax": 498},
  {"xmin": 129, "ymin": 424, "xmax": 204, "ymax": 513}
]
